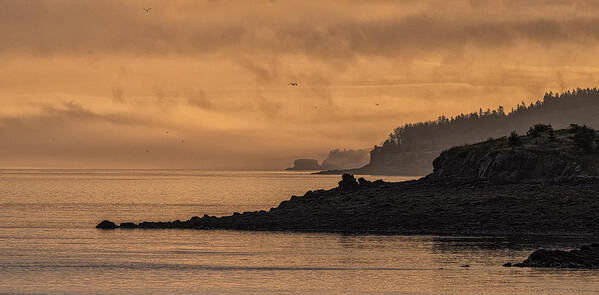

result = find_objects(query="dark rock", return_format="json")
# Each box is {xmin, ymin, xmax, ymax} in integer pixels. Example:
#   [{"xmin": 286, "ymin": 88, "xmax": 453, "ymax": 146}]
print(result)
[
  {"xmin": 338, "ymin": 174, "xmax": 360, "ymax": 191},
  {"xmin": 97, "ymin": 175, "xmax": 599, "ymax": 234},
  {"xmin": 96, "ymin": 220, "xmax": 117, "ymax": 229},
  {"xmin": 502, "ymin": 262, "xmax": 512, "ymax": 267},
  {"xmin": 431, "ymin": 128, "xmax": 599, "ymax": 184},
  {"xmin": 514, "ymin": 244, "xmax": 599, "ymax": 269},
  {"xmin": 119, "ymin": 222, "xmax": 137, "ymax": 229},
  {"xmin": 357, "ymin": 177, "xmax": 371, "ymax": 186}
]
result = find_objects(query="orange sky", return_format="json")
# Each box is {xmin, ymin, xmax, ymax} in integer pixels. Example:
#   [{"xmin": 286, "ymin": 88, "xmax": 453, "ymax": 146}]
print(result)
[{"xmin": 3, "ymin": 0, "xmax": 599, "ymax": 169}]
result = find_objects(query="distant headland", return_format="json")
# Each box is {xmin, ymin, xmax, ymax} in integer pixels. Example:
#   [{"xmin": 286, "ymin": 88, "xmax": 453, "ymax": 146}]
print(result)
[
  {"xmin": 315, "ymin": 88, "xmax": 599, "ymax": 176},
  {"xmin": 286, "ymin": 149, "xmax": 369, "ymax": 171}
]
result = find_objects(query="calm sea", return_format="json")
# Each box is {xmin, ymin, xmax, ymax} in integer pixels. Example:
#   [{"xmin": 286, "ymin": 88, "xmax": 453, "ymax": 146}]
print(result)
[{"xmin": 1, "ymin": 169, "xmax": 598, "ymax": 294}]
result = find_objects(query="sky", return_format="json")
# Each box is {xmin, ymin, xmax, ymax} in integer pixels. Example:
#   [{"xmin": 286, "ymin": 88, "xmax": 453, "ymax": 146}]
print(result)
[{"xmin": 3, "ymin": 0, "xmax": 599, "ymax": 169}]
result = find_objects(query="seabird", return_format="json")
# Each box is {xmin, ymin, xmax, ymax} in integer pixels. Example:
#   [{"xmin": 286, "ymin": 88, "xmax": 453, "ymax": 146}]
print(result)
[
  {"xmin": 289, "ymin": 82, "xmax": 298, "ymax": 86},
  {"xmin": 143, "ymin": 8, "xmax": 152, "ymax": 14}
]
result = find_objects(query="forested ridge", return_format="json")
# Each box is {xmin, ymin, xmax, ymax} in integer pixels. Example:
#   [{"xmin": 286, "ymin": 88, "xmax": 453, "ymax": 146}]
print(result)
[{"xmin": 374, "ymin": 88, "xmax": 599, "ymax": 157}]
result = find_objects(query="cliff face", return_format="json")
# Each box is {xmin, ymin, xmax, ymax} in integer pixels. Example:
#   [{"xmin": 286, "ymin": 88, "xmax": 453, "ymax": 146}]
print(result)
[
  {"xmin": 430, "ymin": 127, "xmax": 599, "ymax": 184},
  {"xmin": 286, "ymin": 159, "xmax": 321, "ymax": 170},
  {"xmin": 315, "ymin": 149, "xmax": 436, "ymax": 176}
]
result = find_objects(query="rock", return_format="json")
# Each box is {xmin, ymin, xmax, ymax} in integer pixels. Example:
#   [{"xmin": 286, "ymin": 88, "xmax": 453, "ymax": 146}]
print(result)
[
  {"xmin": 119, "ymin": 222, "xmax": 137, "ymax": 228},
  {"xmin": 96, "ymin": 220, "xmax": 117, "ymax": 229},
  {"xmin": 502, "ymin": 262, "xmax": 512, "ymax": 267},
  {"xmin": 338, "ymin": 174, "xmax": 360, "ymax": 191},
  {"xmin": 95, "ymin": 173, "xmax": 599, "ymax": 235},
  {"xmin": 431, "ymin": 128, "xmax": 599, "ymax": 184},
  {"xmin": 514, "ymin": 244, "xmax": 599, "ymax": 269},
  {"xmin": 357, "ymin": 177, "xmax": 371, "ymax": 186}
]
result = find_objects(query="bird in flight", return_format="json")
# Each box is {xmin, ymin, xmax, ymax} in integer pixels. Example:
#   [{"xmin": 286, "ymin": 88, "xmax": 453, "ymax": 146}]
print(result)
[
  {"xmin": 143, "ymin": 8, "xmax": 152, "ymax": 14},
  {"xmin": 289, "ymin": 82, "xmax": 298, "ymax": 86}
]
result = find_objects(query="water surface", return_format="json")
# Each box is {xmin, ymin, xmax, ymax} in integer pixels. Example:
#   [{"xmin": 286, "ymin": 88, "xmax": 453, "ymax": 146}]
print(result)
[{"xmin": 1, "ymin": 170, "xmax": 598, "ymax": 294}]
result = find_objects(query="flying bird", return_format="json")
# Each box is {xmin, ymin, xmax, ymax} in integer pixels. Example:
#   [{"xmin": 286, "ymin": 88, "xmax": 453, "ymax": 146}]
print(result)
[
  {"xmin": 289, "ymin": 82, "xmax": 298, "ymax": 86},
  {"xmin": 143, "ymin": 8, "xmax": 152, "ymax": 14}
]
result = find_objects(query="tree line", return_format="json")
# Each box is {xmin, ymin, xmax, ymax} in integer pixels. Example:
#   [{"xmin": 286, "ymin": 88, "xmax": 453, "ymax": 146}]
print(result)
[{"xmin": 376, "ymin": 87, "xmax": 599, "ymax": 155}]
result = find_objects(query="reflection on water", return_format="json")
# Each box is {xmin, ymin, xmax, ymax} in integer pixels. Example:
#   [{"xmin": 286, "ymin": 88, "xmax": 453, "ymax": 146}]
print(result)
[{"xmin": 1, "ymin": 170, "xmax": 598, "ymax": 294}]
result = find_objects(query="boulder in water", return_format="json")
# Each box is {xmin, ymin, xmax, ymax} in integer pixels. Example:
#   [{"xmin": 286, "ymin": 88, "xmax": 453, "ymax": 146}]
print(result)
[
  {"xmin": 512, "ymin": 244, "xmax": 599, "ymax": 268},
  {"xmin": 96, "ymin": 220, "xmax": 117, "ymax": 229}
]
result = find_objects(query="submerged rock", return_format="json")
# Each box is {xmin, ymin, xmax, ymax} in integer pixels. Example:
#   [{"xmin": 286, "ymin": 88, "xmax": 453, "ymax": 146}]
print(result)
[
  {"xmin": 513, "ymin": 244, "xmax": 599, "ymax": 269},
  {"xmin": 96, "ymin": 220, "xmax": 117, "ymax": 229}
]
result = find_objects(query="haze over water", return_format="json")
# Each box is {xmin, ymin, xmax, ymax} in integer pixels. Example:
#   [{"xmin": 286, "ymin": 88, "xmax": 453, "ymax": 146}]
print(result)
[{"xmin": 1, "ymin": 170, "xmax": 598, "ymax": 294}]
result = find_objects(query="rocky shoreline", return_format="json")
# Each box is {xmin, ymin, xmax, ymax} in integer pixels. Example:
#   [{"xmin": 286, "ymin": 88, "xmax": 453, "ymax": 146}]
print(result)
[
  {"xmin": 99, "ymin": 126, "xmax": 599, "ymax": 235},
  {"xmin": 98, "ymin": 126, "xmax": 599, "ymax": 267},
  {"xmin": 97, "ymin": 174, "xmax": 599, "ymax": 235}
]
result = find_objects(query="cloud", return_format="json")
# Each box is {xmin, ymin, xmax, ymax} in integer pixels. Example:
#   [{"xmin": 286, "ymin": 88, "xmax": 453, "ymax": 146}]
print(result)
[
  {"xmin": 187, "ymin": 90, "xmax": 214, "ymax": 109},
  {"xmin": 3, "ymin": 0, "xmax": 599, "ymax": 61},
  {"xmin": 0, "ymin": 101, "xmax": 154, "ymax": 131},
  {"xmin": 4, "ymin": 0, "xmax": 599, "ymax": 169}
]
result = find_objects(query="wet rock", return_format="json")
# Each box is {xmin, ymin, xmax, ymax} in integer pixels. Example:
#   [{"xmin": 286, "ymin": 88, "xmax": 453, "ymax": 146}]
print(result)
[{"xmin": 96, "ymin": 220, "xmax": 117, "ymax": 229}]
